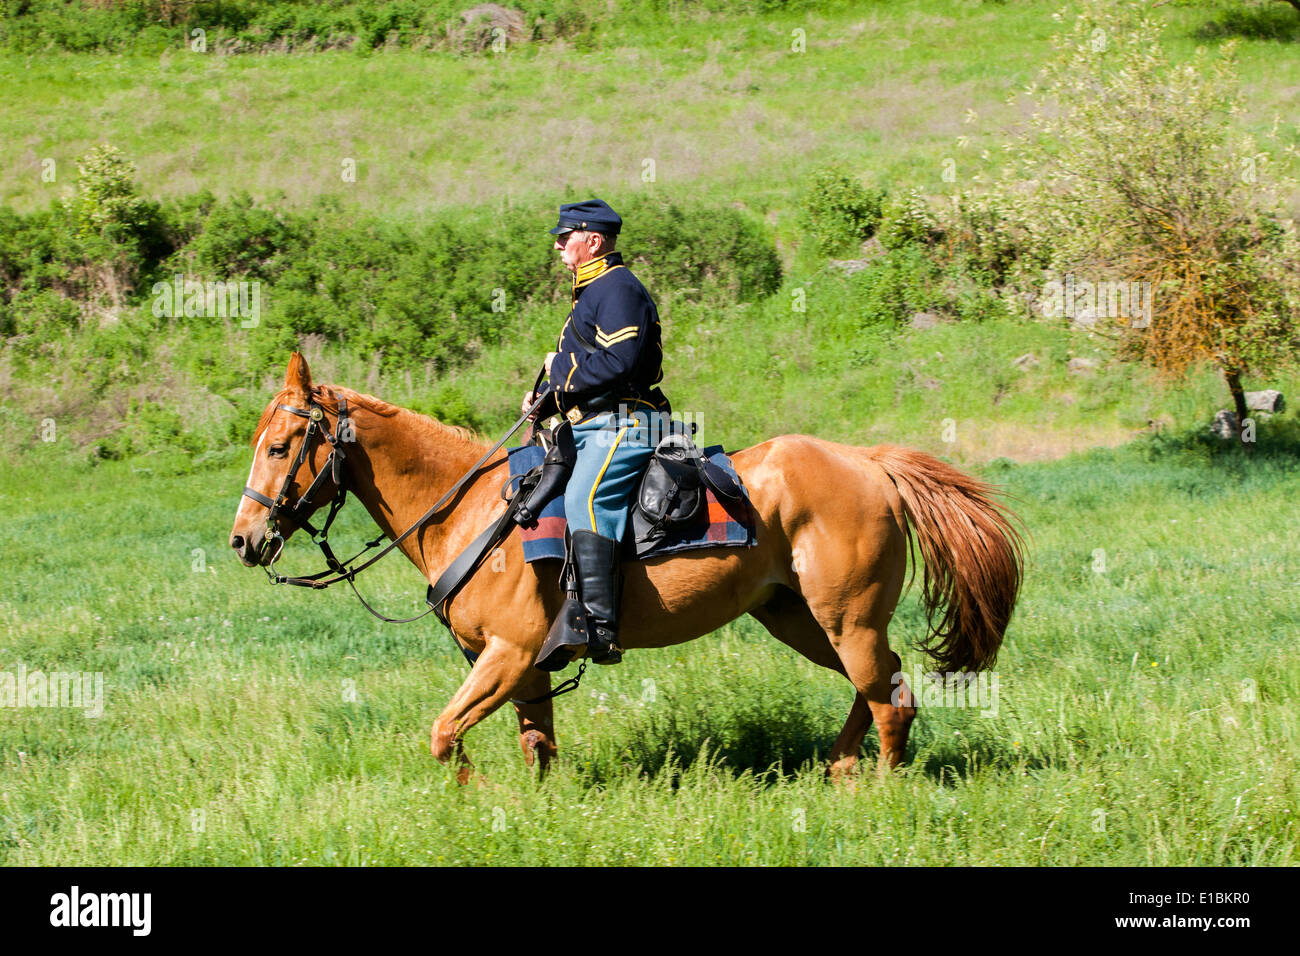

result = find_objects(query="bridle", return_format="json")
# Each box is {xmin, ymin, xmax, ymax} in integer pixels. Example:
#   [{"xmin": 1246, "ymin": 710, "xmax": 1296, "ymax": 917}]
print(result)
[
  {"xmin": 243, "ymin": 394, "xmax": 354, "ymax": 580},
  {"xmin": 241, "ymin": 380, "xmax": 550, "ymax": 621}
]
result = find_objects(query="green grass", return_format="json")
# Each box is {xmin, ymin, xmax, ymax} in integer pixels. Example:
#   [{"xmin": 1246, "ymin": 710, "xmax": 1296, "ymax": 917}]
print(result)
[
  {"xmin": 3, "ymin": 1, "xmax": 1298, "ymax": 218},
  {"xmin": 1, "ymin": 426, "xmax": 1297, "ymax": 865}
]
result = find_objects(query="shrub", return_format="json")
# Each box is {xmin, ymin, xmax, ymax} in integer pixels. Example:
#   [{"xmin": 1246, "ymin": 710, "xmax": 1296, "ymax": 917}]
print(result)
[
  {"xmin": 186, "ymin": 192, "xmax": 300, "ymax": 282},
  {"xmin": 616, "ymin": 194, "xmax": 782, "ymax": 303},
  {"xmin": 64, "ymin": 144, "xmax": 156, "ymax": 244},
  {"xmin": 877, "ymin": 189, "xmax": 942, "ymax": 251},
  {"xmin": 0, "ymin": 0, "xmax": 602, "ymax": 54},
  {"xmin": 998, "ymin": 0, "xmax": 1300, "ymax": 442},
  {"xmin": 1, "ymin": 182, "xmax": 785, "ymax": 453},
  {"xmin": 847, "ymin": 246, "xmax": 944, "ymax": 327},
  {"xmin": 5, "ymin": 287, "xmax": 81, "ymax": 347},
  {"xmin": 942, "ymin": 189, "xmax": 1039, "ymax": 288},
  {"xmin": 801, "ymin": 164, "xmax": 886, "ymax": 256}
]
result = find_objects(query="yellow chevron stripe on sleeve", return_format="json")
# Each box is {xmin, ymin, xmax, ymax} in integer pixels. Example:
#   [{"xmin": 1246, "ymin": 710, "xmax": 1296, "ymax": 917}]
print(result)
[
  {"xmin": 595, "ymin": 324, "xmax": 638, "ymax": 342},
  {"xmin": 595, "ymin": 328, "xmax": 639, "ymax": 346}
]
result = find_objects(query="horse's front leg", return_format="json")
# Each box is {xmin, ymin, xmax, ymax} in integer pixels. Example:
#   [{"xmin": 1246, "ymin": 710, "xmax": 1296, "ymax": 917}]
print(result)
[
  {"xmin": 511, "ymin": 670, "xmax": 558, "ymax": 775},
  {"xmin": 431, "ymin": 636, "xmax": 536, "ymax": 784}
]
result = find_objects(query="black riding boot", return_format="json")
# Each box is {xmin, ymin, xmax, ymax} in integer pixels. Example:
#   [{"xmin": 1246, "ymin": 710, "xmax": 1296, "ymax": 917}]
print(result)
[
  {"xmin": 571, "ymin": 530, "xmax": 623, "ymax": 665},
  {"xmin": 534, "ymin": 530, "xmax": 624, "ymax": 671}
]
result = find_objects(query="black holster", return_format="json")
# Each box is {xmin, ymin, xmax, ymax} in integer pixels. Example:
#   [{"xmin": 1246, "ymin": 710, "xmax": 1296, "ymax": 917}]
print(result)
[{"xmin": 514, "ymin": 421, "xmax": 576, "ymax": 526}]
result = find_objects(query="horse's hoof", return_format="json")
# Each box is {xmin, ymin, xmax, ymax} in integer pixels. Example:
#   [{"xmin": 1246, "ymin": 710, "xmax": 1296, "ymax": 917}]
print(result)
[{"xmin": 827, "ymin": 758, "xmax": 861, "ymax": 784}]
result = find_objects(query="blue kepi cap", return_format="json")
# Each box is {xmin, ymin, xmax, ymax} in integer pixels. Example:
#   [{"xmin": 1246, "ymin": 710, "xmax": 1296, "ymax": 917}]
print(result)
[{"xmin": 549, "ymin": 199, "xmax": 622, "ymax": 236}]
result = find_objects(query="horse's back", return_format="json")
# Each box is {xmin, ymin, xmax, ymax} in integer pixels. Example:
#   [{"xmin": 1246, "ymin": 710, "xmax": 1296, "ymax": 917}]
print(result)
[
  {"xmin": 728, "ymin": 434, "xmax": 909, "ymax": 538},
  {"xmin": 621, "ymin": 435, "xmax": 910, "ymax": 648}
]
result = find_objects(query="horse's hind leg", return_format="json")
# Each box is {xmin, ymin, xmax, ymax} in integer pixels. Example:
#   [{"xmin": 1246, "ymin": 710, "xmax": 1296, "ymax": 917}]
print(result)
[
  {"xmin": 826, "ymin": 610, "xmax": 916, "ymax": 772},
  {"xmin": 787, "ymin": 488, "xmax": 916, "ymax": 771},
  {"xmin": 750, "ymin": 589, "xmax": 876, "ymax": 779},
  {"xmin": 823, "ymin": 654, "xmax": 914, "ymax": 777}
]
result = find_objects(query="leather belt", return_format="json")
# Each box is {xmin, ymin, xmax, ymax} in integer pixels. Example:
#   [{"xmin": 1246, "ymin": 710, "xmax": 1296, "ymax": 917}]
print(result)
[
  {"xmin": 562, "ymin": 391, "xmax": 667, "ymax": 425},
  {"xmin": 563, "ymin": 393, "xmax": 621, "ymax": 424},
  {"xmin": 565, "ymin": 404, "xmax": 616, "ymax": 425}
]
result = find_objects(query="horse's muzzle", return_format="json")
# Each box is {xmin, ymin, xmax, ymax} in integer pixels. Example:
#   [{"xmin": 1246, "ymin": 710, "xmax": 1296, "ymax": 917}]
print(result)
[{"xmin": 230, "ymin": 530, "xmax": 266, "ymax": 567}]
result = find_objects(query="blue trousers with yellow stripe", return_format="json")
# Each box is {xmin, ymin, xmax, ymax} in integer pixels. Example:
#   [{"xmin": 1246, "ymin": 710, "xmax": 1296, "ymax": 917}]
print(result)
[{"xmin": 564, "ymin": 410, "xmax": 655, "ymax": 541}]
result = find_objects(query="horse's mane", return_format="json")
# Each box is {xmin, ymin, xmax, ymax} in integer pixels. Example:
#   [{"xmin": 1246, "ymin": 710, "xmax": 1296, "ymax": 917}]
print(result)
[{"xmin": 250, "ymin": 384, "xmax": 483, "ymax": 447}]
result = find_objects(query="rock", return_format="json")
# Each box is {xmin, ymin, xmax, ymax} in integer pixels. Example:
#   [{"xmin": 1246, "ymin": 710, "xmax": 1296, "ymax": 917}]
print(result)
[
  {"xmin": 1067, "ymin": 357, "xmax": 1099, "ymax": 374},
  {"xmin": 829, "ymin": 259, "xmax": 870, "ymax": 275},
  {"xmin": 453, "ymin": 4, "xmax": 528, "ymax": 51},
  {"xmin": 1210, "ymin": 409, "xmax": 1238, "ymax": 439},
  {"xmin": 1246, "ymin": 389, "xmax": 1285, "ymax": 414},
  {"xmin": 910, "ymin": 311, "xmax": 941, "ymax": 330},
  {"xmin": 1011, "ymin": 352, "xmax": 1039, "ymax": 370},
  {"xmin": 860, "ymin": 236, "xmax": 887, "ymax": 260}
]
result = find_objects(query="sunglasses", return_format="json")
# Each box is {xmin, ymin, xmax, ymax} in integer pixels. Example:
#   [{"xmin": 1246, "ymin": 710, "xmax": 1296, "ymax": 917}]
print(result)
[{"xmin": 556, "ymin": 230, "xmax": 585, "ymax": 248}]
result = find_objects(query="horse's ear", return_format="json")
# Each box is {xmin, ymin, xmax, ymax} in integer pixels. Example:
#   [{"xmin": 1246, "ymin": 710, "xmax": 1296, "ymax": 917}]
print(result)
[{"xmin": 284, "ymin": 352, "xmax": 312, "ymax": 395}]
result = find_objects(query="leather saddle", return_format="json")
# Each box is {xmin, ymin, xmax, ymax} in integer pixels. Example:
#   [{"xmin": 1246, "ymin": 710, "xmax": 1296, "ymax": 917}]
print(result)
[{"xmin": 511, "ymin": 418, "xmax": 742, "ymax": 547}]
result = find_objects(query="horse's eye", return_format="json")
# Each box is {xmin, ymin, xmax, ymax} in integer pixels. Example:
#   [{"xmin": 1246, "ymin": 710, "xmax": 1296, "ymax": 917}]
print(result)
[{"xmin": 269, "ymin": 444, "xmax": 288, "ymax": 457}]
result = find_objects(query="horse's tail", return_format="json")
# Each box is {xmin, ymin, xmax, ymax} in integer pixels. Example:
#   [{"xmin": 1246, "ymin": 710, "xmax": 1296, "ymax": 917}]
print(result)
[{"xmin": 866, "ymin": 445, "xmax": 1025, "ymax": 674}]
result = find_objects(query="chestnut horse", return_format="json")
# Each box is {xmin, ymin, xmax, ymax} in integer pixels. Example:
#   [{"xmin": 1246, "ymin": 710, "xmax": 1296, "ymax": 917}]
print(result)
[{"xmin": 231, "ymin": 354, "xmax": 1023, "ymax": 780}]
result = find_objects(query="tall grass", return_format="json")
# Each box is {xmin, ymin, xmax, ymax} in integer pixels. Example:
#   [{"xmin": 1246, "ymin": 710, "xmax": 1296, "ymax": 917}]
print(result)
[{"xmin": 0, "ymin": 427, "xmax": 1296, "ymax": 864}]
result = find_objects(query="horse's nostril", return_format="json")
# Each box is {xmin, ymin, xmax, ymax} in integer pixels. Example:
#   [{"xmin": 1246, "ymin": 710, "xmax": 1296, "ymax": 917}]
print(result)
[{"xmin": 231, "ymin": 535, "xmax": 245, "ymax": 551}]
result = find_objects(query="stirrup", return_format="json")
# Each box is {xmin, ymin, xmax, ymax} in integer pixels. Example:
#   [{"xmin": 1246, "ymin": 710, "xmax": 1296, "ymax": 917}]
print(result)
[{"xmin": 535, "ymin": 597, "xmax": 588, "ymax": 672}]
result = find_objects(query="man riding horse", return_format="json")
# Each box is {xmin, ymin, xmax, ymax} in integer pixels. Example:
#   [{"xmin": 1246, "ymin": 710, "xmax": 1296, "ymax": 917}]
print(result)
[{"xmin": 520, "ymin": 199, "xmax": 670, "ymax": 671}]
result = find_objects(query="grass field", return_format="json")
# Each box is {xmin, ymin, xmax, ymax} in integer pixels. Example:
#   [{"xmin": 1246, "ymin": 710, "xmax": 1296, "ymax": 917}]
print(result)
[
  {"xmin": 5, "ymin": 0, "xmax": 1299, "ymax": 470},
  {"xmin": 1, "ymin": 420, "xmax": 1297, "ymax": 865},
  {"xmin": 3, "ymin": 0, "xmax": 1300, "ymax": 218}
]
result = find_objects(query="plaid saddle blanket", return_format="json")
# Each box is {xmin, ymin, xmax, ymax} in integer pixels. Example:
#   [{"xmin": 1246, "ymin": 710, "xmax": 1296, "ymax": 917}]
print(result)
[{"xmin": 506, "ymin": 443, "xmax": 757, "ymax": 563}]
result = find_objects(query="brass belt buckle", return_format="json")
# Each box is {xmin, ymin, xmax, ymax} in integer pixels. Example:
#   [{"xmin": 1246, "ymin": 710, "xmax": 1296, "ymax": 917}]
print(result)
[{"xmin": 565, "ymin": 406, "xmax": 583, "ymax": 425}]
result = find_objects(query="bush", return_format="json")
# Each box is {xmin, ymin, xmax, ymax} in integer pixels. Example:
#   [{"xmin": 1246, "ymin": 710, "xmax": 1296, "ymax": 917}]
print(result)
[
  {"xmin": 995, "ymin": 0, "xmax": 1300, "ymax": 441},
  {"xmin": 616, "ymin": 194, "xmax": 782, "ymax": 304},
  {"xmin": 408, "ymin": 383, "xmax": 487, "ymax": 432},
  {"xmin": 1, "ymin": 181, "xmax": 785, "ymax": 454},
  {"xmin": 64, "ymin": 144, "xmax": 163, "ymax": 248},
  {"xmin": 186, "ymin": 192, "xmax": 301, "ymax": 282},
  {"xmin": 801, "ymin": 164, "xmax": 885, "ymax": 257},
  {"xmin": 942, "ymin": 189, "xmax": 1038, "ymax": 289},
  {"xmin": 877, "ymin": 189, "xmax": 942, "ymax": 251},
  {"xmin": 847, "ymin": 246, "xmax": 943, "ymax": 327},
  {"xmin": 0, "ymin": 0, "xmax": 602, "ymax": 54},
  {"xmin": 5, "ymin": 287, "xmax": 81, "ymax": 346}
]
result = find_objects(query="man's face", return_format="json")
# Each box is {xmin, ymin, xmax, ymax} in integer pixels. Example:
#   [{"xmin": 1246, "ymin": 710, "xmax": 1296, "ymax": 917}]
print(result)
[{"xmin": 555, "ymin": 229, "xmax": 602, "ymax": 274}]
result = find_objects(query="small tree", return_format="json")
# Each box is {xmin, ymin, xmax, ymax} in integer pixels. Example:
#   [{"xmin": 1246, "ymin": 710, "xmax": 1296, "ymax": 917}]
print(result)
[
  {"xmin": 60, "ymin": 144, "xmax": 162, "ymax": 325},
  {"xmin": 998, "ymin": 0, "xmax": 1300, "ymax": 443},
  {"xmin": 802, "ymin": 164, "xmax": 886, "ymax": 256},
  {"xmin": 65, "ymin": 143, "xmax": 152, "ymax": 242}
]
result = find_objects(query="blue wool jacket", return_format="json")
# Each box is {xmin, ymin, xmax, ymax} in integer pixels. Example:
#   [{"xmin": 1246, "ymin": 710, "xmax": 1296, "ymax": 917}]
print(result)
[{"xmin": 538, "ymin": 251, "xmax": 669, "ymax": 421}]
